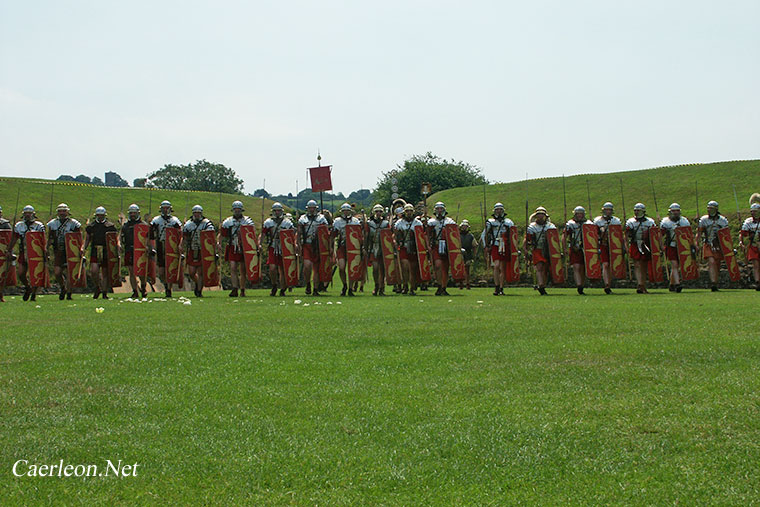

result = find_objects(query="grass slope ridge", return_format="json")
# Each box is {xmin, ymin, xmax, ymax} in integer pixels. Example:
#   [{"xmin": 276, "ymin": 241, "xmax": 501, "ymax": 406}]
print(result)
[
  {"xmin": 0, "ymin": 177, "xmax": 277, "ymax": 224},
  {"xmin": 430, "ymin": 160, "xmax": 760, "ymax": 230}
]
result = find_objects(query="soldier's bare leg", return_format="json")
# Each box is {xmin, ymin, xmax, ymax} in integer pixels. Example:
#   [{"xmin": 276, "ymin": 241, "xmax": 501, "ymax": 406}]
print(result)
[
  {"xmin": 602, "ymin": 262, "xmax": 611, "ymax": 289},
  {"xmin": 372, "ymin": 259, "xmax": 384, "ymax": 295},
  {"xmin": 311, "ymin": 260, "xmax": 321, "ymax": 295},
  {"xmin": 268, "ymin": 264, "xmax": 278, "ymax": 295},
  {"xmin": 237, "ymin": 263, "xmax": 247, "ymax": 296},
  {"xmin": 54, "ymin": 265, "xmax": 65, "ymax": 299},
  {"xmin": 573, "ymin": 263, "xmax": 585, "ymax": 294},
  {"xmin": 338, "ymin": 257, "xmax": 348, "ymax": 295},
  {"xmin": 492, "ymin": 260, "xmax": 501, "ymax": 295},
  {"xmin": 669, "ymin": 260, "xmax": 681, "ymax": 290},
  {"xmin": 536, "ymin": 261, "xmax": 548, "ymax": 294},
  {"xmin": 635, "ymin": 259, "xmax": 648, "ymax": 293},
  {"xmin": 752, "ymin": 259, "xmax": 760, "ymax": 289},
  {"xmin": 303, "ymin": 259, "xmax": 314, "ymax": 294},
  {"xmin": 435, "ymin": 258, "xmax": 449, "ymax": 295},
  {"xmin": 707, "ymin": 257, "xmax": 719, "ymax": 290},
  {"xmin": 18, "ymin": 263, "xmax": 31, "ymax": 300}
]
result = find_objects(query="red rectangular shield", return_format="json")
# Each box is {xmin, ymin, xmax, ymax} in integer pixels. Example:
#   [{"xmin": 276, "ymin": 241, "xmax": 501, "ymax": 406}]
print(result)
[
  {"xmin": 675, "ymin": 226, "xmax": 699, "ymax": 281},
  {"xmin": 582, "ymin": 223, "xmax": 602, "ymax": 280},
  {"xmin": 133, "ymin": 223, "xmax": 150, "ymax": 277},
  {"xmin": 647, "ymin": 226, "xmax": 665, "ymax": 283},
  {"xmin": 317, "ymin": 224, "xmax": 332, "ymax": 283},
  {"xmin": 413, "ymin": 226, "xmax": 432, "ymax": 282},
  {"xmin": 200, "ymin": 229, "xmax": 219, "ymax": 287},
  {"xmin": 280, "ymin": 228, "xmax": 299, "ymax": 287},
  {"xmin": 164, "ymin": 227, "xmax": 182, "ymax": 285},
  {"xmin": 65, "ymin": 231, "xmax": 86, "ymax": 288},
  {"xmin": 445, "ymin": 223, "xmax": 466, "ymax": 281},
  {"xmin": 0, "ymin": 229, "xmax": 16, "ymax": 287},
  {"xmin": 717, "ymin": 227, "xmax": 741, "ymax": 282},
  {"xmin": 240, "ymin": 224, "xmax": 260, "ymax": 284},
  {"xmin": 25, "ymin": 231, "xmax": 46, "ymax": 287},
  {"xmin": 607, "ymin": 224, "xmax": 626, "ymax": 279},
  {"xmin": 308, "ymin": 165, "xmax": 333, "ymax": 192},
  {"xmin": 106, "ymin": 231, "xmax": 121, "ymax": 288},
  {"xmin": 546, "ymin": 227, "xmax": 565, "ymax": 285},
  {"xmin": 345, "ymin": 224, "xmax": 364, "ymax": 282},
  {"xmin": 379, "ymin": 228, "xmax": 399, "ymax": 285}
]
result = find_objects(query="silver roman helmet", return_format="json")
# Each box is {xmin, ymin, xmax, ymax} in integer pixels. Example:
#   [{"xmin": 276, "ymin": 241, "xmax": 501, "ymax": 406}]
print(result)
[
  {"xmin": 633, "ymin": 202, "xmax": 646, "ymax": 218},
  {"xmin": 192, "ymin": 204, "xmax": 203, "ymax": 213},
  {"xmin": 56, "ymin": 203, "xmax": 70, "ymax": 218},
  {"xmin": 751, "ymin": 203, "xmax": 760, "ymax": 216},
  {"xmin": 231, "ymin": 200, "xmax": 244, "ymax": 210},
  {"xmin": 602, "ymin": 202, "xmax": 614, "ymax": 210},
  {"xmin": 160, "ymin": 200, "xmax": 172, "ymax": 216},
  {"xmin": 271, "ymin": 202, "xmax": 284, "ymax": 218},
  {"xmin": 306, "ymin": 200, "xmax": 318, "ymax": 215},
  {"xmin": 95, "ymin": 206, "xmax": 107, "ymax": 221},
  {"xmin": 128, "ymin": 204, "xmax": 140, "ymax": 220},
  {"xmin": 22, "ymin": 205, "xmax": 36, "ymax": 220},
  {"xmin": 340, "ymin": 202, "xmax": 352, "ymax": 218},
  {"xmin": 372, "ymin": 204, "xmax": 384, "ymax": 214}
]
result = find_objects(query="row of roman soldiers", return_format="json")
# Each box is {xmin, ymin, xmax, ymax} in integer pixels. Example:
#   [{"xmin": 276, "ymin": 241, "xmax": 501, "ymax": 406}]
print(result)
[{"xmin": 1, "ymin": 196, "xmax": 758, "ymax": 301}]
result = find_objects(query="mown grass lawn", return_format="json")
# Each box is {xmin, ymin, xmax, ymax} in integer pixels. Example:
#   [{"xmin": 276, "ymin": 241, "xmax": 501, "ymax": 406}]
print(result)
[{"xmin": 1, "ymin": 287, "xmax": 758, "ymax": 504}]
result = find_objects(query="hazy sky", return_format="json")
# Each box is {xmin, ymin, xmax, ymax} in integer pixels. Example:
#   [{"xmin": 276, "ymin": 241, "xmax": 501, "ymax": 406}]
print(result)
[{"xmin": 1, "ymin": 0, "xmax": 758, "ymax": 195}]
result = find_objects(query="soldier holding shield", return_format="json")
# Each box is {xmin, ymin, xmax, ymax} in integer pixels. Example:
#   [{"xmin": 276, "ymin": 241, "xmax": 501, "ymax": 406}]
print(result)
[
  {"xmin": 0, "ymin": 205, "xmax": 15, "ymax": 302},
  {"xmin": 331, "ymin": 203, "xmax": 361, "ymax": 297},
  {"xmin": 394, "ymin": 203, "xmax": 422, "ymax": 295},
  {"xmin": 9, "ymin": 205, "xmax": 46, "ymax": 302},
  {"xmin": 524, "ymin": 207, "xmax": 555, "ymax": 295},
  {"xmin": 593, "ymin": 202, "xmax": 622, "ymax": 294},
  {"xmin": 150, "ymin": 200, "xmax": 182, "ymax": 298},
  {"xmin": 47, "ymin": 203, "xmax": 81, "ymax": 300},
  {"xmin": 625, "ymin": 203, "xmax": 656, "ymax": 294},
  {"xmin": 219, "ymin": 201, "xmax": 254, "ymax": 298},
  {"xmin": 365, "ymin": 204, "xmax": 390, "ymax": 296},
  {"xmin": 427, "ymin": 201, "xmax": 456, "ymax": 296},
  {"xmin": 697, "ymin": 201, "xmax": 729, "ymax": 292},
  {"xmin": 83, "ymin": 207, "xmax": 118, "ymax": 299},
  {"xmin": 739, "ymin": 203, "xmax": 760, "ymax": 290},
  {"xmin": 483, "ymin": 203, "xmax": 513, "ymax": 296},
  {"xmin": 261, "ymin": 202, "xmax": 294, "ymax": 297},
  {"xmin": 298, "ymin": 200, "xmax": 329, "ymax": 296},
  {"xmin": 183, "ymin": 205, "xmax": 214, "ymax": 297},
  {"xmin": 564, "ymin": 206, "xmax": 593, "ymax": 295},
  {"xmin": 659, "ymin": 203, "xmax": 693, "ymax": 293},
  {"xmin": 121, "ymin": 204, "xmax": 148, "ymax": 299}
]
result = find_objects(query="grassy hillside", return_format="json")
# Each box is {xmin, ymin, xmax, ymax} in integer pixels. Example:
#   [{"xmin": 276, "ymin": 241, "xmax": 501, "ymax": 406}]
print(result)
[
  {"xmin": 0, "ymin": 177, "xmax": 277, "ymax": 224},
  {"xmin": 430, "ymin": 160, "xmax": 760, "ymax": 230}
]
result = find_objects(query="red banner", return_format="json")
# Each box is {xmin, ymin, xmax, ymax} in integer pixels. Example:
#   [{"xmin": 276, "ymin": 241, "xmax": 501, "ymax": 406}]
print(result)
[
  {"xmin": 345, "ymin": 224, "xmax": 364, "ymax": 282},
  {"xmin": 546, "ymin": 228, "xmax": 565, "ymax": 285},
  {"xmin": 379, "ymin": 228, "xmax": 399, "ymax": 285},
  {"xmin": 65, "ymin": 231, "xmax": 86, "ymax": 288},
  {"xmin": 25, "ymin": 231, "xmax": 47, "ymax": 288},
  {"xmin": 607, "ymin": 224, "xmax": 626, "ymax": 280},
  {"xmin": 164, "ymin": 227, "xmax": 182, "ymax": 286},
  {"xmin": 717, "ymin": 227, "xmax": 741, "ymax": 282},
  {"xmin": 647, "ymin": 226, "xmax": 665, "ymax": 283},
  {"xmin": 445, "ymin": 224, "xmax": 466, "ymax": 281},
  {"xmin": 582, "ymin": 223, "xmax": 602, "ymax": 280},
  {"xmin": 200, "ymin": 229, "xmax": 219, "ymax": 287},
  {"xmin": 280, "ymin": 228, "xmax": 299, "ymax": 287},
  {"xmin": 0, "ymin": 229, "xmax": 16, "ymax": 287},
  {"xmin": 675, "ymin": 226, "xmax": 699, "ymax": 281},
  {"xmin": 106, "ymin": 231, "xmax": 121, "ymax": 287},
  {"xmin": 414, "ymin": 226, "xmax": 432, "ymax": 282},
  {"xmin": 308, "ymin": 165, "xmax": 332, "ymax": 192},
  {"xmin": 240, "ymin": 224, "xmax": 260, "ymax": 284},
  {"xmin": 133, "ymin": 223, "xmax": 150, "ymax": 277},
  {"xmin": 317, "ymin": 224, "xmax": 332, "ymax": 283}
]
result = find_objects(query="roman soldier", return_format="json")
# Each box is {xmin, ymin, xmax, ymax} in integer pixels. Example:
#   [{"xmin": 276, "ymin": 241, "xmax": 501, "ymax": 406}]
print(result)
[
  {"xmin": 593, "ymin": 202, "xmax": 622, "ymax": 294},
  {"xmin": 697, "ymin": 200, "xmax": 729, "ymax": 292},
  {"xmin": 261, "ymin": 202, "xmax": 294, "ymax": 297},
  {"xmin": 150, "ymin": 200, "xmax": 182, "ymax": 297},
  {"xmin": 564, "ymin": 206, "xmax": 593, "ymax": 294},
  {"xmin": 390, "ymin": 199, "xmax": 407, "ymax": 293},
  {"xmin": 659, "ymin": 203, "xmax": 693, "ymax": 293},
  {"xmin": 458, "ymin": 220, "xmax": 476, "ymax": 290},
  {"xmin": 0, "ymin": 205, "xmax": 14, "ymax": 302},
  {"xmin": 82, "ymin": 207, "xmax": 118, "ymax": 299},
  {"xmin": 331, "ymin": 203, "xmax": 361, "ymax": 296},
  {"xmin": 47, "ymin": 203, "xmax": 82, "ymax": 300},
  {"xmin": 8, "ymin": 205, "xmax": 46, "ymax": 302},
  {"xmin": 483, "ymin": 203, "xmax": 513, "ymax": 296},
  {"xmin": 121, "ymin": 204, "xmax": 148, "ymax": 299},
  {"xmin": 739, "ymin": 203, "xmax": 760, "ymax": 290},
  {"xmin": 365, "ymin": 204, "xmax": 390, "ymax": 296},
  {"xmin": 625, "ymin": 202, "xmax": 656, "ymax": 293},
  {"xmin": 218, "ymin": 200, "xmax": 254, "ymax": 298},
  {"xmin": 524, "ymin": 207, "xmax": 556, "ymax": 295},
  {"xmin": 394, "ymin": 203, "xmax": 422, "ymax": 295},
  {"xmin": 427, "ymin": 201, "xmax": 457, "ymax": 296},
  {"xmin": 183, "ymin": 205, "xmax": 214, "ymax": 297},
  {"xmin": 297, "ymin": 199, "xmax": 329, "ymax": 296}
]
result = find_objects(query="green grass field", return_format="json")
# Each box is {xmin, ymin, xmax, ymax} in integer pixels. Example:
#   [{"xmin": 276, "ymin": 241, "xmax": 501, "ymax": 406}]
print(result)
[
  {"xmin": 1, "ymin": 286, "xmax": 758, "ymax": 504},
  {"xmin": 430, "ymin": 159, "xmax": 760, "ymax": 229},
  {"xmin": 0, "ymin": 177, "xmax": 276, "ymax": 225}
]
